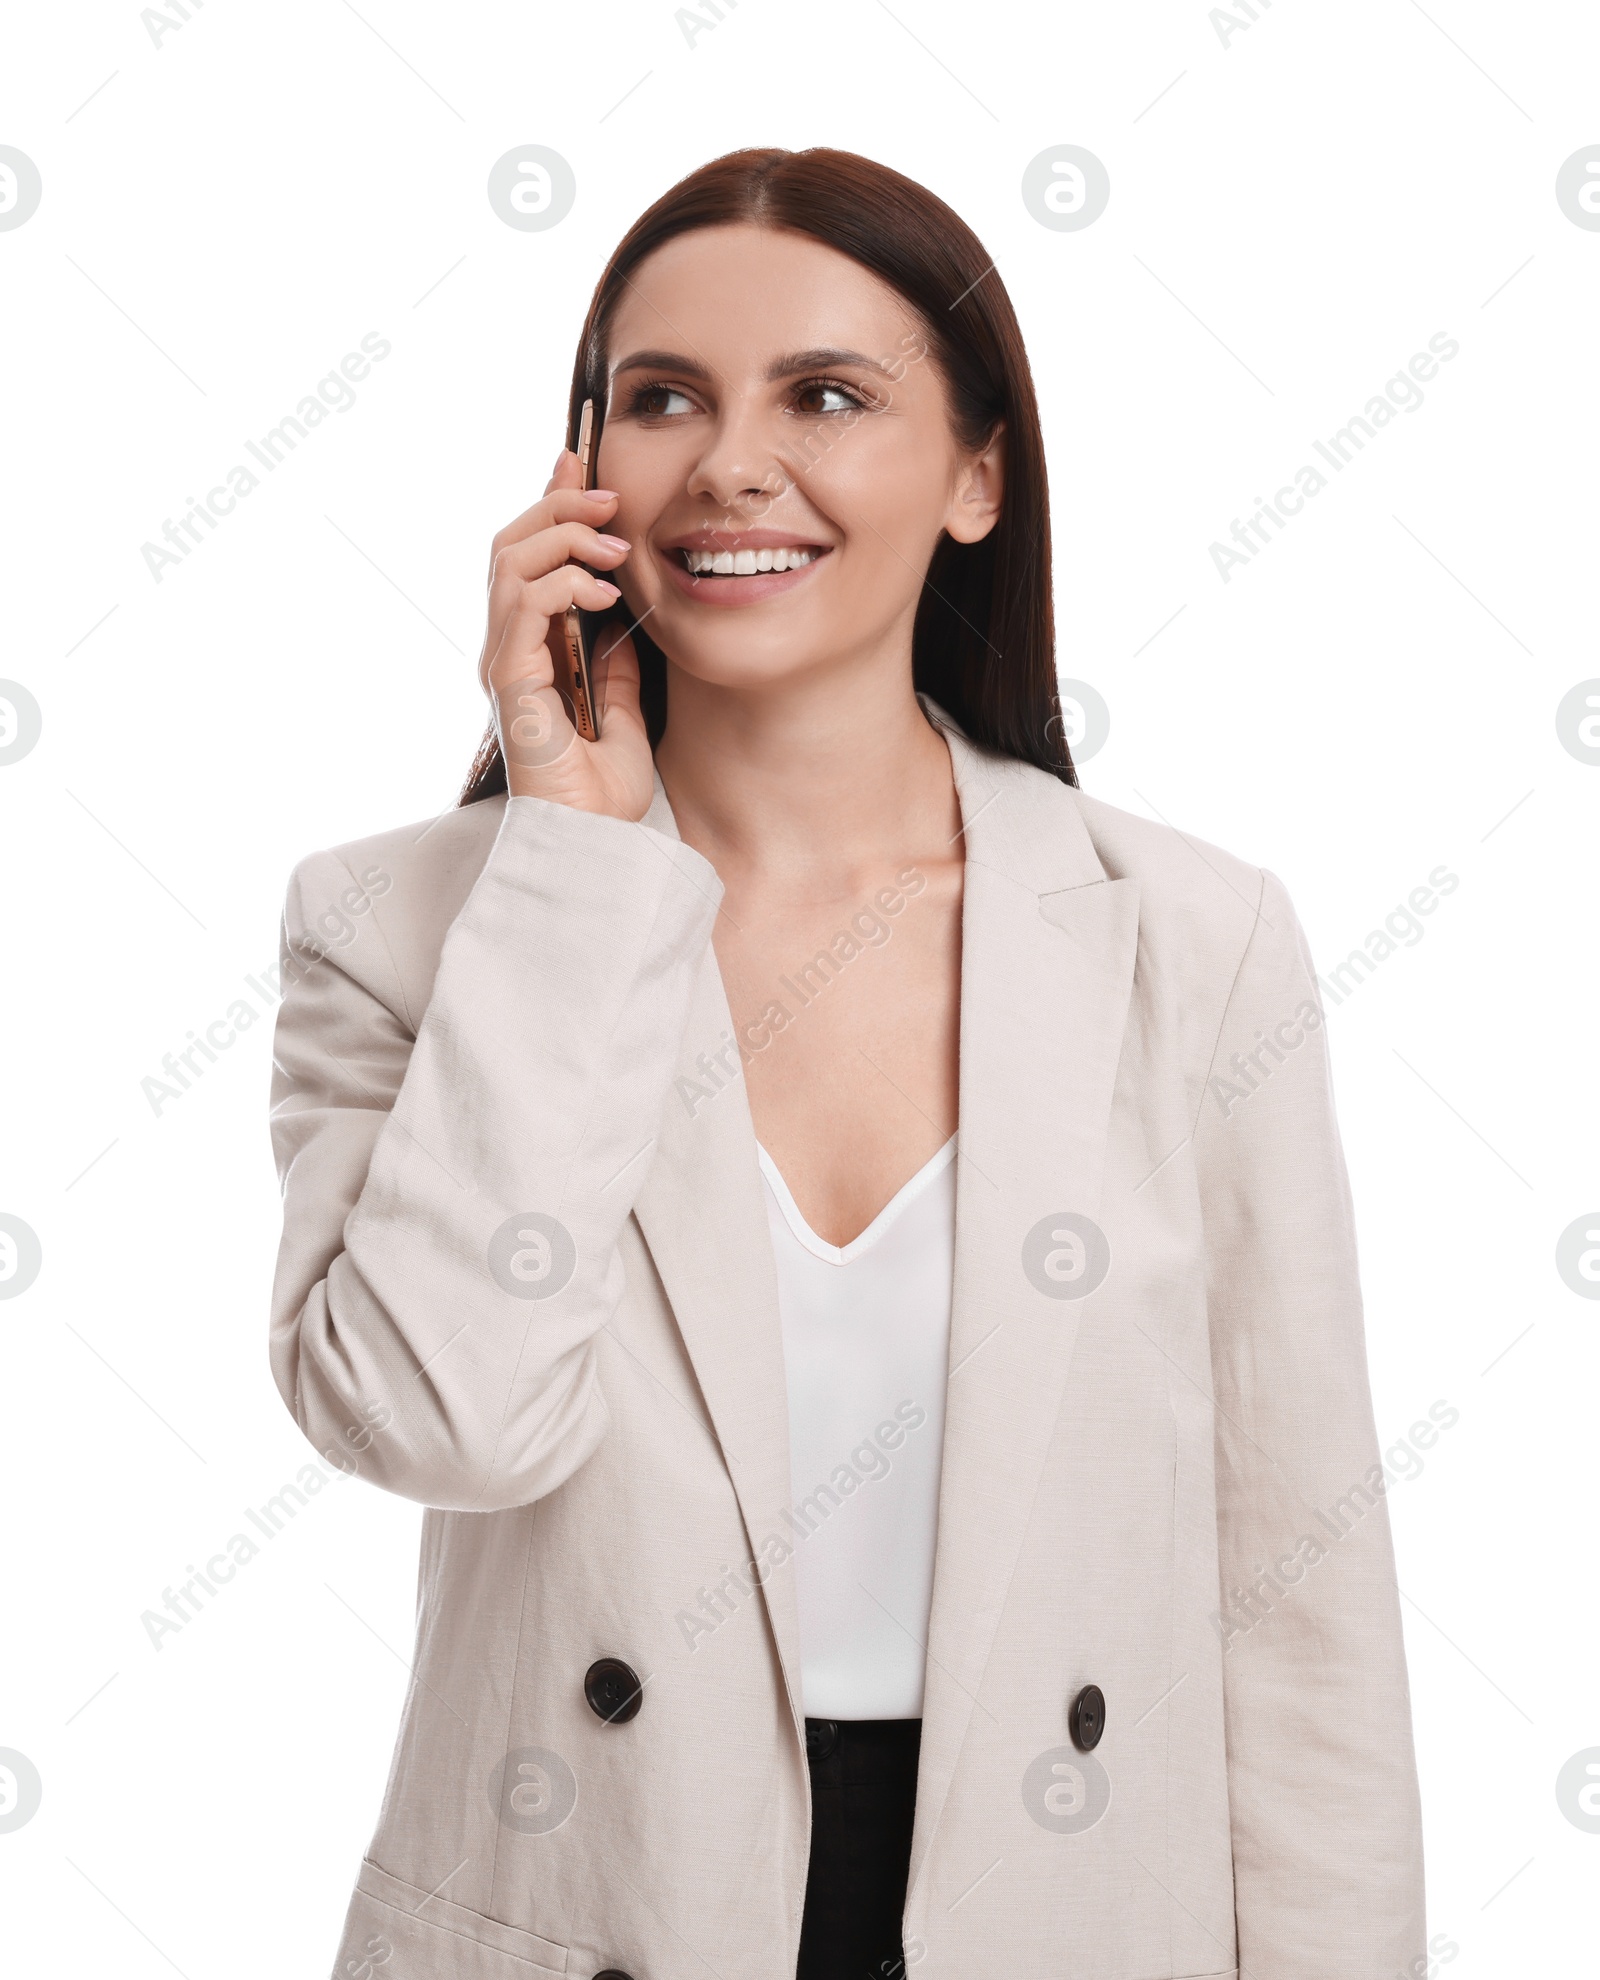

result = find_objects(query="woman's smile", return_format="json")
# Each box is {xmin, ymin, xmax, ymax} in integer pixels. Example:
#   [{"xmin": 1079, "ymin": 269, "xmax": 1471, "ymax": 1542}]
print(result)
[{"xmin": 657, "ymin": 528, "xmax": 834, "ymax": 606}]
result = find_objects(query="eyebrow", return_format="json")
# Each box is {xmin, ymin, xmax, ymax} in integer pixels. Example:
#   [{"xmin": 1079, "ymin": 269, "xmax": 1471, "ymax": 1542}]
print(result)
[
  {"xmin": 767, "ymin": 347, "xmax": 896, "ymax": 381},
  {"xmin": 610, "ymin": 348, "xmax": 713, "ymax": 382},
  {"xmin": 609, "ymin": 345, "xmax": 897, "ymax": 383}
]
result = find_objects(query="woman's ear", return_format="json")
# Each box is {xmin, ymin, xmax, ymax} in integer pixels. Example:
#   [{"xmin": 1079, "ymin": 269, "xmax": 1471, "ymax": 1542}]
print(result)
[{"xmin": 944, "ymin": 422, "xmax": 1005, "ymax": 544}]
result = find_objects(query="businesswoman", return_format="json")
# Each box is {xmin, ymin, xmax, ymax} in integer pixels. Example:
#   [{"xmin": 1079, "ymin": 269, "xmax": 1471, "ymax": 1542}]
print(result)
[{"xmin": 269, "ymin": 149, "xmax": 1425, "ymax": 1980}]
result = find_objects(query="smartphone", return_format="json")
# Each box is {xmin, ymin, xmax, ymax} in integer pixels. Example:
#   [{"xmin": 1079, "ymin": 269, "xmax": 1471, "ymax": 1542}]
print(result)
[{"xmin": 558, "ymin": 398, "xmax": 602, "ymax": 741}]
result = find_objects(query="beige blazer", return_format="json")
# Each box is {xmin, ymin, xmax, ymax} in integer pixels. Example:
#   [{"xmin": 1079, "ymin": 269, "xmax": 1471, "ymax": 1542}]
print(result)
[{"xmin": 268, "ymin": 699, "xmax": 1424, "ymax": 1980}]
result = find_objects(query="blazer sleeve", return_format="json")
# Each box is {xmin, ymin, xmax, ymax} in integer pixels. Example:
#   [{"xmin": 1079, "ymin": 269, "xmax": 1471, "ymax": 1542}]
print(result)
[
  {"xmin": 1192, "ymin": 866, "xmax": 1426, "ymax": 1979},
  {"xmin": 267, "ymin": 794, "xmax": 723, "ymax": 1512}
]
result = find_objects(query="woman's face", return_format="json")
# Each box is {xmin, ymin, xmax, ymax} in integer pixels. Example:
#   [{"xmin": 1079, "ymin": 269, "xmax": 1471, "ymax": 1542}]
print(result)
[{"xmin": 595, "ymin": 223, "xmax": 1002, "ymax": 696}]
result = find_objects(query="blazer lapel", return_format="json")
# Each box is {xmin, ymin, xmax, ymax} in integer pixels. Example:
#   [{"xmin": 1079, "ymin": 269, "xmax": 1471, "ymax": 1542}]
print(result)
[
  {"xmin": 629, "ymin": 783, "xmax": 809, "ymax": 1733},
  {"xmin": 907, "ymin": 707, "xmax": 1141, "ymax": 1897}
]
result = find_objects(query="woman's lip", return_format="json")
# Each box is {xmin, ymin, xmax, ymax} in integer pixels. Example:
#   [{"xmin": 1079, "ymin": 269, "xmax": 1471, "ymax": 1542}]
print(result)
[{"xmin": 656, "ymin": 544, "xmax": 832, "ymax": 606}]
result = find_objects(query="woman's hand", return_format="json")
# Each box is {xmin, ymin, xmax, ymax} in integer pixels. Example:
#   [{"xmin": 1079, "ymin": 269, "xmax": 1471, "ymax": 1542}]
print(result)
[{"xmin": 478, "ymin": 447, "xmax": 656, "ymax": 818}]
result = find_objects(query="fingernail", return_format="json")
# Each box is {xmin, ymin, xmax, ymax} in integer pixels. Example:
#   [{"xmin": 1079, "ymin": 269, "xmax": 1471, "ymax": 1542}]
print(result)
[
  {"xmin": 596, "ymin": 534, "xmax": 630, "ymax": 552},
  {"xmin": 595, "ymin": 579, "xmax": 621, "ymax": 597},
  {"xmin": 581, "ymin": 487, "xmax": 620, "ymax": 501}
]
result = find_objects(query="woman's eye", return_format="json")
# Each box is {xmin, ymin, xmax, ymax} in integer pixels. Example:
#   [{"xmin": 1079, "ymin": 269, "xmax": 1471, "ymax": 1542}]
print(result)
[
  {"xmin": 793, "ymin": 380, "xmax": 860, "ymax": 416},
  {"xmin": 632, "ymin": 383, "xmax": 697, "ymax": 417}
]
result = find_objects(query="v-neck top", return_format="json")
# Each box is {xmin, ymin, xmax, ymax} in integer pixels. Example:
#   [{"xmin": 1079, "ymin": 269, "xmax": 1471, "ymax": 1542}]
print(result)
[{"xmin": 756, "ymin": 1135, "xmax": 956, "ymax": 1720}]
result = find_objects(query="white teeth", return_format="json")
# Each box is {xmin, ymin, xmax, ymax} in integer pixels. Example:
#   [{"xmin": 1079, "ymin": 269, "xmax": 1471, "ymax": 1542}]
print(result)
[{"xmin": 680, "ymin": 545, "xmax": 817, "ymax": 574}]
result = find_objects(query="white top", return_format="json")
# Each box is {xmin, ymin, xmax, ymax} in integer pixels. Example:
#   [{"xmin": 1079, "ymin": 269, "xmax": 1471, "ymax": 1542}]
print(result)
[{"xmin": 757, "ymin": 1135, "xmax": 956, "ymax": 1720}]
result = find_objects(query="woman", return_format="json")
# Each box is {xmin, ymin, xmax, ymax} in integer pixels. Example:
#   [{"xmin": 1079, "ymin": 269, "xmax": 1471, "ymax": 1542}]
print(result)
[{"xmin": 269, "ymin": 148, "xmax": 1425, "ymax": 1980}]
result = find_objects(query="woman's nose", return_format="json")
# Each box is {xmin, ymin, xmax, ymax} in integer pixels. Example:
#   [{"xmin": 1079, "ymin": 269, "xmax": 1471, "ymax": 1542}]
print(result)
[{"xmin": 685, "ymin": 408, "xmax": 789, "ymax": 515}]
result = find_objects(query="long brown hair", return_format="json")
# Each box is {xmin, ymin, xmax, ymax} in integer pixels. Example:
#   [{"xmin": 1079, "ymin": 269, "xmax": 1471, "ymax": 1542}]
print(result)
[{"xmin": 460, "ymin": 146, "xmax": 1074, "ymax": 804}]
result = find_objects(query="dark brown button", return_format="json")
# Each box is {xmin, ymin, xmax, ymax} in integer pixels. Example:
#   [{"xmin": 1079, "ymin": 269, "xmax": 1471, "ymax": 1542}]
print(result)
[
  {"xmin": 584, "ymin": 1658, "xmax": 643, "ymax": 1724},
  {"xmin": 1070, "ymin": 1683, "xmax": 1106, "ymax": 1751},
  {"xmin": 805, "ymin": 1718, "xmax": 839, "ymax": 1763},
  {"xmin": 593, "ymin": 1971, "xmax": 635, "ymax": 1979}
]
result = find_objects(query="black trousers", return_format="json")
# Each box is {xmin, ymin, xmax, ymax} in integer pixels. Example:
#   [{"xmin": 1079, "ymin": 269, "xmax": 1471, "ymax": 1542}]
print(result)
[{"xmin": 797, "ymin": 1717, "xmax": 921, "ymax": 1980}]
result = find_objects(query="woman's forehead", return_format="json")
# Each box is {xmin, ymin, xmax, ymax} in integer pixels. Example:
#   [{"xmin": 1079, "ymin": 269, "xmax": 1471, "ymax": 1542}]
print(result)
[{"xmin": 606, "ymin": 224, "xmax": 920, "ymax": 365}]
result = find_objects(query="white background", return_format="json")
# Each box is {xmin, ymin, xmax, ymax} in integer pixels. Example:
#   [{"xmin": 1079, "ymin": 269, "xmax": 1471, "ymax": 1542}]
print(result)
[{"xmin": 2, "ymin": 1, "xmax": 1597, "ymax": 1974}]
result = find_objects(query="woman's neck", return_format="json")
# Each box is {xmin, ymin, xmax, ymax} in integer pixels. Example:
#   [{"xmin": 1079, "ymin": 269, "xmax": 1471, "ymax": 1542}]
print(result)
[{"xmin": 652, "ymin": 664, "xmax": 961, "ymax": 889}]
